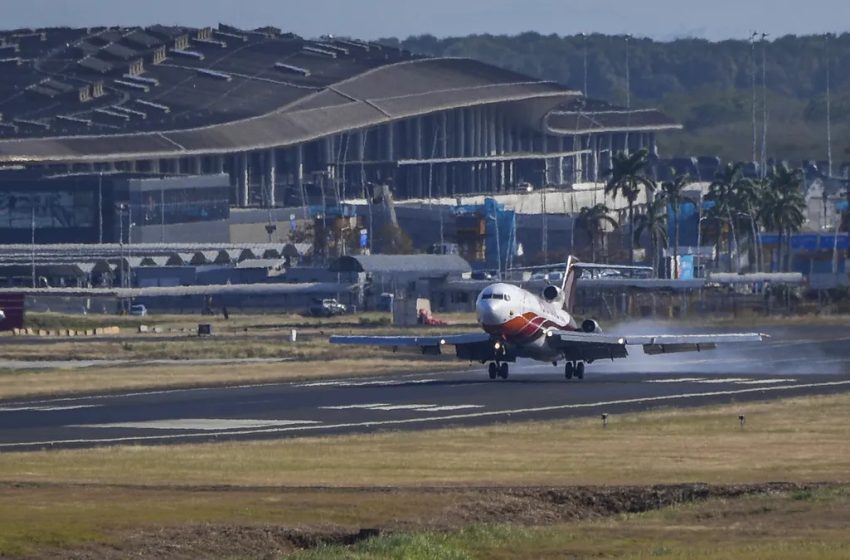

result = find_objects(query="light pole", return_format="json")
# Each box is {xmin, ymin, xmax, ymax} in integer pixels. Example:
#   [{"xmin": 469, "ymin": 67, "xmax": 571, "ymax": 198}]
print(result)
[
  {"xmin": 750, "ymin": 31, "xmax": 758, "ymax": 165},
  {"xmin": 825, "ymin": 33, "xmax": 833, "ymax": 177},
  {"xmin": 30, "ymin": 196, "xmax": 36, "ymax": 288},
  {"xmin": 760, "ymin": 33, "xmax": 769, "ymax": 178},
  {"xmin": 580, "ymin": 32, "xmax": 588, "ymax": 98}
]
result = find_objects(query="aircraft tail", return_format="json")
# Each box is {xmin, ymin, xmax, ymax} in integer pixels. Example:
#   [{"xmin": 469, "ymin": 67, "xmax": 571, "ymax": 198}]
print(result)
[{"xmin": 561, "ymin": 255, "xmax": 580, "ymax": 313}]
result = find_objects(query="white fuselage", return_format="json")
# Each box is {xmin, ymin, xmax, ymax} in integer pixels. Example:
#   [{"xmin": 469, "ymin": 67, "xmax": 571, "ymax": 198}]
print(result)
[{"xmin": 475, "ymin": 283, "xmax": 577, "ymax": 361}]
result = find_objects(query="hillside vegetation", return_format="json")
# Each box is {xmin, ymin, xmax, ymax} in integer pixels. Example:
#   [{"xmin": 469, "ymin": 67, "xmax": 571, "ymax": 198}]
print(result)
[{"xmin": 380, "ymin": 33, "xmax": 850, "ymax": 162}]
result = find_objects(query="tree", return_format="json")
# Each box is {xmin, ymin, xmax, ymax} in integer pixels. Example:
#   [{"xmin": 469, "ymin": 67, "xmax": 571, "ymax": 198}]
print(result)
[
  {"xmin": 660, "ymin": 172, "xmax": 697, "ymax": 278},
  {"xmin": 757, "ymin": 166, "xmax": 806, "ymax": 271},
  {"xmin": 604, "ymin": 148, "xmax": 656, "ymax": 265},
  {"xmin": 707, "ymin": 162, "xmax": 756, "ymax": 272},
  {"xmin": 633, "ymin": 196, "xmax": 668, "ymax": 277},
  {"xmin": 376, "ymin": 223, "xmax": 414, "ymax": 255},
  {"xmin": 576, "ymin": 204, "xmax": 618, "ymax": 263}
]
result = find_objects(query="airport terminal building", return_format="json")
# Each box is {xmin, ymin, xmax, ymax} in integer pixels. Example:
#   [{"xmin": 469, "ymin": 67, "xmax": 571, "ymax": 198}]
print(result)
[{"xmin": 0, "ymin": 24, "xmax": 679, "ymax": 245}]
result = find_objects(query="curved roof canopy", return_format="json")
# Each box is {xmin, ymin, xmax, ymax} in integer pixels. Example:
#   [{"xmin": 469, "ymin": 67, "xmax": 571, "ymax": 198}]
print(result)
[{"xmin": 0, "ymin": 25, "xmax": 578, "ymax": 164}]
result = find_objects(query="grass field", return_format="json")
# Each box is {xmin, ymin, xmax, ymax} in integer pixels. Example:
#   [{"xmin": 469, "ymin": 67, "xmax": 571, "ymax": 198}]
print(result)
[
  {"xmin": 291, "ymin": 487, "xmax": 850, "ymax": 560},
  {"xmin": 0, "ymin": 311, "xmax": 478, "ymax": 399},
  {"xmin": 3, "ymin": 393, "xmax": 848, "ymax": 488},
  {"xmin": 1, "ymin": 393, "xmax": 849, "ymax": 557}
]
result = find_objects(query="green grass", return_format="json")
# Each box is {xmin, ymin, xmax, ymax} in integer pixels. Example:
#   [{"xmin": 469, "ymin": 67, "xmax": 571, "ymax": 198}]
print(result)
[{"xmin": 291, "ymin": 487, "xmax": 850, "ymax": 560}]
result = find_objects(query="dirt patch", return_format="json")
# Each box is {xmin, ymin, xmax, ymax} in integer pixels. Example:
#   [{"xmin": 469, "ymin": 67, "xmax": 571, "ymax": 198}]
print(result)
[{"xmin": 21, "ymin": 482, "xmax": 830, "ymax": 559}]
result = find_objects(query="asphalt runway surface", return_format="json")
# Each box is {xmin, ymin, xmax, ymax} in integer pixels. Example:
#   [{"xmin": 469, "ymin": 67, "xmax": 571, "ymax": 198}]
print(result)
[{"xmin": 2, "ymin": 325, "xmax": 850, "ymax": 452}]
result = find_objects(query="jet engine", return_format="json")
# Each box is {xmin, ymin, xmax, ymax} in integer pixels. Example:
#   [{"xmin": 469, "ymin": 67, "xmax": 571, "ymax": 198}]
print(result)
[
  {"xmin": 542, "ymin": 285, "xmax": 561, "ymax": 302},
  {"xmin": 581, "ymin": 319, "xmax": 602, "ymax": 333}
]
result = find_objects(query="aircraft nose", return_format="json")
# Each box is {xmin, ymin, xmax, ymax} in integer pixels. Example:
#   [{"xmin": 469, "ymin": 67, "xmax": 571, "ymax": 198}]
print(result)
[{"xmin": 477, "ymin": 298, "xmax": 507, "ymax": 326}]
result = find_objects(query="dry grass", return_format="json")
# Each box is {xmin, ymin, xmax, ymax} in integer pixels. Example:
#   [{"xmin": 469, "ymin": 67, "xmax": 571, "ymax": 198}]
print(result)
[
  {"xmin": 0, "ymin": 310, "xmax": 479, "ymax": 399},
  {"xmin": 295, "ymin": 488, "xmax": 850, "ymax": 560},
  {"xmin": 1, "ymin": 393, "xmax": 849, "ymax": 488},
  {"xmin": 2, "ymin": 394, "xmax": 850, "ymax": 557},
  {"xmin": 0, "ymin": 358, "xmax": 470, "ymax": 400}
]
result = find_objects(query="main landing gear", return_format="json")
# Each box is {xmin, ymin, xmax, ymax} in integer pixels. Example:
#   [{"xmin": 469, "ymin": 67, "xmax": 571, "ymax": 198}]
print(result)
[
  {"xmin": 564, "ymin": 361, "xmax": 585, "ymax": 380},
  {"xmin": 488, "ymin": 361, "xmax": 509, "ymax": 380}
]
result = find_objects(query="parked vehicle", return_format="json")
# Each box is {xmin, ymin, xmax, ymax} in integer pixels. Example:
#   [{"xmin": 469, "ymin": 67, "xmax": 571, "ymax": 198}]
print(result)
[
  {"xmin": 309, "ymin": 298, "xmax": 347, "ymax": 317},
  {"xmin": 129, "ymin": 304, "xmax": 148, "ymax": 316}
]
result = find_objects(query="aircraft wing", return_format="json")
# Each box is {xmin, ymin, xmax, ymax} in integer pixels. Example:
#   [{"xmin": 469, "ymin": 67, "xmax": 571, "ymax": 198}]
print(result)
[
  {"xmin": 329, "ymin": 332, "xmax": 494, "ymax": 358},
  {"xmin": 546, "ymin": 330, "xmax": 766, "ymax": 360}
]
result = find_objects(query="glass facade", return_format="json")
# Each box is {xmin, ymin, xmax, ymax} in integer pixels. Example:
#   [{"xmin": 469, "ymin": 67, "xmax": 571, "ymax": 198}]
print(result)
[{"xmin": 130, "ymin": 186, "xmax": 230, "ymax": 226}]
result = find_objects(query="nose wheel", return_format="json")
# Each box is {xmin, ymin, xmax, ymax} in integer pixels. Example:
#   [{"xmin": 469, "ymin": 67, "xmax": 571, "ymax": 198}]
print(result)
[
  {"xmin": 564, "ymin": 361, "xmax": 585, "ymax": 380},
  {"xmin": 487, "ymin": 362, "xmax": 509, "ymax": 380}
]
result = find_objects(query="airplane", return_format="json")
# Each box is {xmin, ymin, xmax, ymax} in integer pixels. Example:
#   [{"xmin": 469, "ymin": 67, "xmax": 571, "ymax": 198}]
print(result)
[{"xmin": 330, "ymin": 256, "xmax": 767, "ymax": 380}]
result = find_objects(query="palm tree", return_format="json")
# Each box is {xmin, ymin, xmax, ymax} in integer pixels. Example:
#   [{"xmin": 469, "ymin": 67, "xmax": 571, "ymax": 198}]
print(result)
[
  {"xmin": 707, "ymin": 163, "xmax": 756, "ymax": 272},
  {"xmin": 758, "ymin": 166, "xmax": 806, "ymax": 271},
  {"xmin": 660, "ymin": 172, "xmax": 696, "ymax": 278},
  {"xmin": 633, "ymin": 196, "xmax": 668, "ymax": 277},
  {"xmin": 577, "ymin": 204, "xmax": 618, "ymax": 263},
  {"xmin": 604, "ymin": 148, "xmax": 656, "ymax": 265}
]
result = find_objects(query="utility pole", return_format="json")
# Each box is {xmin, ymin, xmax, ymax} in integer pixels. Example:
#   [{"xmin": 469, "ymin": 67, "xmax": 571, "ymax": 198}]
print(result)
[
  {"xmin": 30, "ymin": 198, "xmax": 36, "ymax": 288},
  {"xmin": 541, "ymin": 188, "xmax": 548, "ymax": 259},
  {"xmin": 624, "ymin": 34, "xmax": 631, "ymax": 155},
  {"xmin": 624, "ymin": 35, "xmax": 631, "ymax": 109},
  {"xmin": 98, "ymin": 173, "xmax": 103, "ymax": 244},
  {"xmin": 825, "ymin": 33, "xmax": 833, "ymax": 177},
  {"xmin": 750, "ymin": 31, "xmax": 758, "ymax": 165},
  {"xmin": 760, "ymin": 33, "xmax": 769, "ymax": 179},
  {"xmin": 581, "ymin": 32, "xmax": 588, "ymax": 98}
]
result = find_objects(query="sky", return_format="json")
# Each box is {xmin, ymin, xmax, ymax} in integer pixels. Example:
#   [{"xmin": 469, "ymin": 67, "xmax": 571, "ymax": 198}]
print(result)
[{"xmin": 1, "ymin": 0, "xmax": 846, "ymax": 41}]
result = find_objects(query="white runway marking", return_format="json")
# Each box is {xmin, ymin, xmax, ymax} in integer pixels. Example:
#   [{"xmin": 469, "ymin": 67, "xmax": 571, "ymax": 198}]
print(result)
[
  {"xmin": 298, "ymin": 378, "xmax": 439, "ymax": 388},
  {"xmin": 321, "ymin": 402, "xmax": 483, "ymax": 412},
  {"xmin": 72, "ymin": 419, "xmax": 320, "ymax": 431},
  {"xmin": 0, "ymin": 405, "xmax": 100, "ymax": 412},
  {"xmin": 5, "ymin": 379, "xmax": 850, "ymax": 449},
  {"xmin": 646, "ymin": 377, "xmax": 796, "ymax": 385}
]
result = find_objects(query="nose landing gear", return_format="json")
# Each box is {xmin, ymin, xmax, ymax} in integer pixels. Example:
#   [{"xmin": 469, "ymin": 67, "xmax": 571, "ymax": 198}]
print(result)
[
  {"xmin": 564, "ymin": 361, "xmax": 585, "ymax": 380},
  {"xmin": 487, "ymin": 362, "xmax": 509, "ymax": 380}
]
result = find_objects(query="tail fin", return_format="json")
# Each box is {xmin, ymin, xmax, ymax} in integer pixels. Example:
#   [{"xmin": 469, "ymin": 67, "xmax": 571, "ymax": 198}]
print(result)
[{"xmin": 561, "ymin": 255, "xmax": 580, "ymax": 313}]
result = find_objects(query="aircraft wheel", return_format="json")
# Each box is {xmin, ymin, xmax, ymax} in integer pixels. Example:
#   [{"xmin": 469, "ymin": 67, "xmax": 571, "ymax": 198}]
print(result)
[
  {"xmin": 576, "ymin": 361, "xmax": 585, "ymax": 380},
  {"xmin": 488, "ymin": 362, "xmax": 498, "ymax": 380},
  {"xmin": 498, "ymin": 362, "xmax": 509, "ymax": 379},
  {"xmin": 564, "ymin": 361, "xmax": 574, "ymax": 380}
]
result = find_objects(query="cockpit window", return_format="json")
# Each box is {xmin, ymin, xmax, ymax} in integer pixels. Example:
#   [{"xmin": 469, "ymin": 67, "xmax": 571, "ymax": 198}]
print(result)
[
  {"xmin": 482, "ymin": 292, "xmax": 510, "ymax": 301},
  {"xmin": 481, "ymin": 293, "xmax": 492, "ymax": 299},
  {"xmin": 504, "ymin": 294, "xmax": 511, "ymax": 301}
]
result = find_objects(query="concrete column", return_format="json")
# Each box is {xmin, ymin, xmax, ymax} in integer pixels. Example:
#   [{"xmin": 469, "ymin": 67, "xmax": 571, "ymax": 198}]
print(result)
[
  {"xmin": 593, "ymin": 135, "xmax": 600, "ymax": 182},
  {"xmin": 355, "ymin": 131, "xmax": 365, "ymax": 162},
  {"xmin": 495, "ymin": 110, "xmax": 503, "ymax": 154},
  {"xmin": 239, "ymin": 152, "xmax": 249, "ymax": 207},
  {"xmin": 385, "ymin": 123, "xmax": 395, "ymax": 161},
  {"xmin": 457, "ymin": 109, "xmax": 466, "ymax": 157},
  {"xmin": 266, "ymin": 148, "xmax": 277, "ymax": 207},
  {"xmin": 296, "ymin": 145, "xmax": 306, "ymax": 215},
  {"xmin": 557, "ymin": 157, "xmax": 564, "ymax": 185},
  {"xmin": 439, "ymin": 163, "xmax": 448, "ymax": 197},
  {"xmin": 478, "ymin": 108, "xmax": 486, "ymax": 157},
  {"xmin": 415, "ymin": 117, "xmax": 423, "ymax": 159},
  {"xmin": 488, "ymin": 107, "xmax": 497, "ymax": 156},
  {"xmin": 440, "ymin": 112, "xmax": 448, "ymax": 158},
  {"xmin": 506, "ymin": 121, "xmax": 514, "ymax": 153},
  {"xmin": 466, "ymin": 109, "xmax": 474, "ymax": 157}
]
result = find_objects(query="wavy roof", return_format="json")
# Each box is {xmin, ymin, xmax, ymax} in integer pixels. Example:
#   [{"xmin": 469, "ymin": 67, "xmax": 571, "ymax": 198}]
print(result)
[{"xmin": 0, "ymin": 25, "xmax": 576, "ymax": 163}]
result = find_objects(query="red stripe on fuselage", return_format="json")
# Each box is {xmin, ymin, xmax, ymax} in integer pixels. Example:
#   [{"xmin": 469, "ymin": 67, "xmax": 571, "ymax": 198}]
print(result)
[{"xmin": 483, "ymin": 311, "xmax": 572, "ymax": 344}]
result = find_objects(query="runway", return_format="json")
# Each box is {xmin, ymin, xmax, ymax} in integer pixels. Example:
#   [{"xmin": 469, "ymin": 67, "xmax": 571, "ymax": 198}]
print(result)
[{"xmin": 3, "ymin": 327, "xmax": 850, "ymax": 451}]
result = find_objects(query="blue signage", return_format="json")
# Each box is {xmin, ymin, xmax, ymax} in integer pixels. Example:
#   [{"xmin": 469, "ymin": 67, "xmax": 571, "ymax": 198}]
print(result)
[
  {"xmin": 679, "ymin": 255, "xmax": 694, "ymax": 279},
  {"xmin": 359, "ymin": 229, "xmax": 368, "ymax": 248}
]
